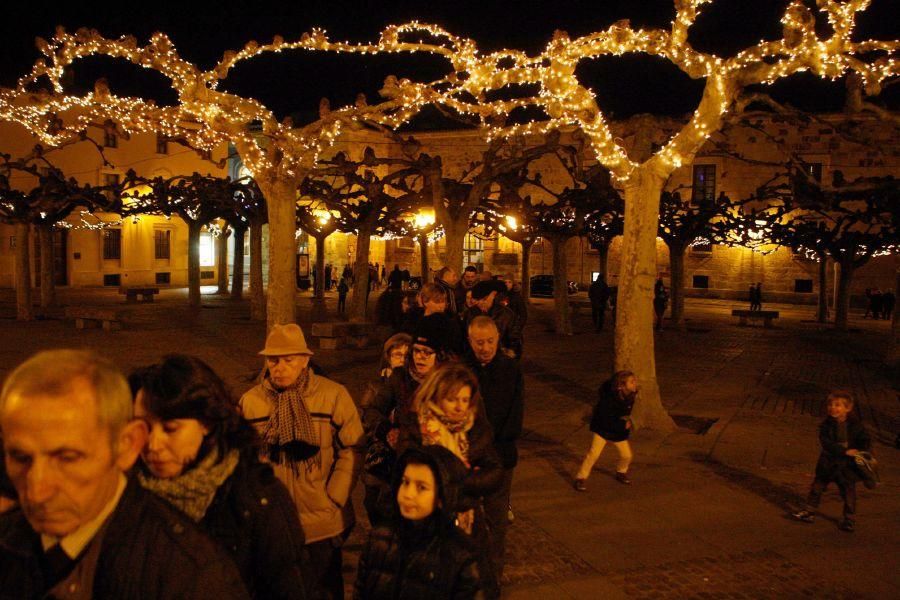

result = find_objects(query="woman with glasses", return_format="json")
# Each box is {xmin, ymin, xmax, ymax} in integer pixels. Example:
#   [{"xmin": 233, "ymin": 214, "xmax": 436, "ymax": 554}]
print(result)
[{"xmin": 359, "ymin": 317, "xmax": 451, "ymax": 525}]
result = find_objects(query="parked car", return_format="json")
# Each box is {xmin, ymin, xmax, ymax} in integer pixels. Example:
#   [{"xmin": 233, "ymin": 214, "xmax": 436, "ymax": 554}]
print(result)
[{"xmin": 529, "ymin": 275, "xmax": 578, "ymax": 297}]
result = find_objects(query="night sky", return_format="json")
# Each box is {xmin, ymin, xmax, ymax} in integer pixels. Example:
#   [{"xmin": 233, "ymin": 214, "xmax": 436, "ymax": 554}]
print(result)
[{"xmin": 2, "ymin": 0, "xmax": 898, "ymax": 125}]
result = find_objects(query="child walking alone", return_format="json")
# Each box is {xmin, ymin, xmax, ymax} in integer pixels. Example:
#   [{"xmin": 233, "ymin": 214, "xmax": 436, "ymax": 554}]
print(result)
[
  {"xmin": 574, "ymin": 370, "xmax": 637, "ymax": 491},
  {"xmin": 792, "ymin": 390, "xmax": 872, "ymax": 532}
]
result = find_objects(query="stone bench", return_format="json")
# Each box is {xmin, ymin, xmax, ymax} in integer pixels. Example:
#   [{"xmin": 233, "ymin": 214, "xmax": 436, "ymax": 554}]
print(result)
[
  {"xmin": 732, "ymin": 309, "xmax": 779, "ymax": 328},
  {"xmin": 119, "ymin": 286, "xmax": 159, "ymax": 303},
  {"xmin": 65, "ymin": 306, "xmax": 123, "ymax": 331},
  {"xmin": 310, "ymin": 321, "xmax": 391, "ymax": 350}
]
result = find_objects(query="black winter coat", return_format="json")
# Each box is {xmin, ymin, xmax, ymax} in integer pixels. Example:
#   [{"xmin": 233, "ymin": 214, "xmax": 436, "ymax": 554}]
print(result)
[
  {"xmin": 466, "ymin": 353, "xmax": 525, "ymax": 469},
  {"xmin": 814, "ymin": 417, "xmax": 872, "ymax": 484},
  {"xmin": 355, "ymin": 521, "xmax": 483, "ymax": 600},
  {"xmin": 201, "ymin": 454, "xmax": 311, "ymax": 599},
  {"xmin": 0, "ymin": 478, "xmax": 249, "ymax": 600},
  {"xmin": 589, "ymin": 380, "xmax": 634, "ymax": 442}
]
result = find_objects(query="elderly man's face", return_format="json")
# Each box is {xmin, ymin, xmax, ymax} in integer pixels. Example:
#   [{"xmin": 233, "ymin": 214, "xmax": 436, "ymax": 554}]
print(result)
[
  {"xmin": 2, "ymin": 379, "xmax": 139, "ymax": 537},
  {"xmin": 266, "ymin": 354, "xmax": 310, "ymax": 389},
  {"xmin": 469, "ymin": 324, "xmax": 500, "ymax": 364}
]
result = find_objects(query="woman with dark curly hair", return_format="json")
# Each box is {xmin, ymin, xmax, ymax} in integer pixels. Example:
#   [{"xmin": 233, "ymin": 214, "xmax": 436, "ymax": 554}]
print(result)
[{"xmin": 130, "ymin": 354, "xmax": 313, "ymax": 599}]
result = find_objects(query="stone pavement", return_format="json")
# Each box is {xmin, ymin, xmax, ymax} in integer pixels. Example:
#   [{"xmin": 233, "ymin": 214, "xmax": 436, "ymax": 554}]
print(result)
[{"xmin": 0, "ymin": 288, "xmax": 897, "ymax": 598}]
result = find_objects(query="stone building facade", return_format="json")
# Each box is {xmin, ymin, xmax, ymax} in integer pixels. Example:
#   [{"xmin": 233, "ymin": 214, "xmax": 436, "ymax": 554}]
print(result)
[{"xmin": 1, "ymin": 113, "xmax": 897, "ymax": 305}]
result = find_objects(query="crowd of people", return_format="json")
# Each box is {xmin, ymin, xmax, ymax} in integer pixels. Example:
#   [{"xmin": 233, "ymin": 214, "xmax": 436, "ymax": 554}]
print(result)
[{"xmin": 0, "ymin": 264, "xmax": 881, "ymax": 599}]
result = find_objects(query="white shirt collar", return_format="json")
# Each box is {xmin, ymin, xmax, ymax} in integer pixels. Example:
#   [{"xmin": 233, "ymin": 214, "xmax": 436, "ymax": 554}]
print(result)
[{"xmin": 41, "ymin": 473, "xmax": 127, "ymax": 559}]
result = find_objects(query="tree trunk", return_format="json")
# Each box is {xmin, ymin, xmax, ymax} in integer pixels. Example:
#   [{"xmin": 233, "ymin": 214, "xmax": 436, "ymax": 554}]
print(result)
[
  {"xmin": 550, "ymin": 235, "xmax": 573, "ymax": 335},
  {"xmin": 597, "ymin": 242, "xmax": 609, "ymax": 279},
  {"xmin": 311, "ymin": 233, "xmax": 328, "ymax": 322},
  {"xmin": 833, "ymin": 258, "xmax": 855, "ymax": 331},
  {"xmin": 187, "ymin": 220, "xmax": 202, "ymax": 308},
  {"xmin": 216, "ymin": 225, "xmax": 230, "ymax": 295},
  {"xmin": 520, "ymin": 238, "xmax": 534, "ymax": 301},
  {"xmin": 264, "ymin": 182, "xmax": 299, "ymax": 330},
  {"xmin": 38, "ymin": 223, "xmax": 56, "ymax": 309},
  {"xmin": 816, "ymin": 255, "xmax": 828, "ymax": 323},
  {"xmin": 349, "ymin": 228, "xmax": 372, "ymax": 322},
  {"xmin": 14, "ymin": 222, "xmax": 33, "ymax": 321},
  {"xmin": 231, "ymin": 226, "xmax": 246, "ymax": 300},
  {"xmin": 669, "ymin": 244, "xmax": 686, "ymax": 329},
  {"xmin": 443, "ymin": 220, "xmax": 468, "ymax": 274},
  {"xmin": 832, "ymin": 261, "xmax": 841, "ymax": 315},
  {"xmin": 418, "ymin": 234, "xmax": 430, "ymax": 280},
  {"xmin": 616, "ymin": 170, "xmax": 675, "ymax": 432},
  {"xmin": 249, "ymin": 220, "xmax": 265, "ymax": 321}
]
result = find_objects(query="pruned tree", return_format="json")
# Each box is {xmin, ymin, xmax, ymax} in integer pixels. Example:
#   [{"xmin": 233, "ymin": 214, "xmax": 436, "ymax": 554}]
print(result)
[
  {"xmin": 120, "ymin": 171, "xmax": 241, "ymax": 308},
  {"xmin": 301, "ymin": 144, "xmax": 424, "ymax": 321},
  {"xmin": 657, "ymin": 189, "xmax": 743, "ymax": 327},
  {"xmin": 0, "ymin": 151, "xmax": 112, "ymax": 318},
  {"xmin": 747, "ymin": 169, "xmax": 899, "ymax": 330}
]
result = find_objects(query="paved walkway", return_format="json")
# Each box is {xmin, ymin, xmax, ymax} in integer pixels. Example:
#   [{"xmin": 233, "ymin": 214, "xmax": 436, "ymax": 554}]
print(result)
[{"xmin": 0, "ymin": 288, "xmax": 897, "ymax": 598}]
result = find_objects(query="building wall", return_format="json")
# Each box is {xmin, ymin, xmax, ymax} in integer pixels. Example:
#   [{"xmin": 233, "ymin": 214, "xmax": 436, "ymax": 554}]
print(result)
[{"xmin": 0, "ymin": 120, "xmax": 229, "ymax": 288}]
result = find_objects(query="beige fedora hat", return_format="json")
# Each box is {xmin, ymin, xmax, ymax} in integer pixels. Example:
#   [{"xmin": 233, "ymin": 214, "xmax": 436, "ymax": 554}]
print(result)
[{"xmin": 259, "ymin": 323, "xmax": 314, "ymax": 356}]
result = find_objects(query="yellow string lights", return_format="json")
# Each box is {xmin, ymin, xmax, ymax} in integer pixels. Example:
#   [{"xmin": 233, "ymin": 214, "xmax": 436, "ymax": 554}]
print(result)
[{"xmin": 0, "ymin": 0, "xmax": 896, "ymax": 189}]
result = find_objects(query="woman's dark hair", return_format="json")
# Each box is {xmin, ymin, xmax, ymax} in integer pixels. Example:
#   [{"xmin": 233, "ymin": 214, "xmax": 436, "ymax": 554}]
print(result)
[
  {"xmin": 612, "ymin": 370, "xmax": 636, "ymax": 397},
  {"xmin": 129, "ymin": 354, "xmax": 257, "ymax": 462}
]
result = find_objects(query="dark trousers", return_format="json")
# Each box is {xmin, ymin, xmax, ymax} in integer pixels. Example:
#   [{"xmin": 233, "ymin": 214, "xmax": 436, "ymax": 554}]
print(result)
[
  {"xmin": 483, "ymin": 467, "xmax": 514, "ymax": 584},
  {"xmin": 806, "ymin": 478, "xmax": 856, "ymax": 520},
  {"xmin": 307, "ymin": 534, "xmax": 346, "ymax": 599},
  {"xmin": 591, "ymin": 304, "xmax": 606, "ymax": 331},
  {"xmin": 337, "ymin": 294, "xmax": 347, "ymax": 313}
]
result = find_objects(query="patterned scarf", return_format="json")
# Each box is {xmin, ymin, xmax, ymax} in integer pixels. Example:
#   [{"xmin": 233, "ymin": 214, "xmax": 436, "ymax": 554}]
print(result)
[
  {"xmin": 138, "ymin": 448, "xmax": 240, "ymax": 522},
  {"xmin": 262, "ymin": 369, "xmax": 321, "ymax": 473},
  {"xmin": 418, "ymin": 400, "xmax": 475, "ymax": 465}
]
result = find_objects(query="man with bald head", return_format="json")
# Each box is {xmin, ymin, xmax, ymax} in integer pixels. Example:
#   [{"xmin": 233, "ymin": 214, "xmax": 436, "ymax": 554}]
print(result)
[
  {"xmin": 0, "ymin": 350, "xmax": 248, "ymax": 599},
  {"xmin": 465, "ymin": 316, "xmax": 525, "ymax": 585}
]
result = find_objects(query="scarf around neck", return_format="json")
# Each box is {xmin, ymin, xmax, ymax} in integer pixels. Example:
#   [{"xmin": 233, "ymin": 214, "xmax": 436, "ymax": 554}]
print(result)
[
  {"xmin": 138, "ymin": 448, "xmax": 240, "ymax": 522},
  {"xmin": 418, "ymin": 400, "xmax": 475, "ymax": 465},
  {"xmin": 262, "ymin": 369, "xmax": 321, "ymax": 473}
]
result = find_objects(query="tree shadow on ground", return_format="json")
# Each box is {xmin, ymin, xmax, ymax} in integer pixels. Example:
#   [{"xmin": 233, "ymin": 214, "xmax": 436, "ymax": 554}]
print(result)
[{"xmin": 688, "ymin": 451, "xmax": 807, "ymax": 514}]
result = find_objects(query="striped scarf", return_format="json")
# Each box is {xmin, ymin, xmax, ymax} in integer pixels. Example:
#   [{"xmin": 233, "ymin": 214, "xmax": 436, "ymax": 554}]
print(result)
[{"xmin": 262, "ymin": 369, "xmax": 321, "ymax": 473}]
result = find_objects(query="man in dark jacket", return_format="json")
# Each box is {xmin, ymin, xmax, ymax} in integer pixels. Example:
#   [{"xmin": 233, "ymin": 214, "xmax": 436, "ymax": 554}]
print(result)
[
  {"xmin": 588, "ymin": 275, "xmax": 611, "ymax": 332},
  {"xmin": 465, "ymin": 280, "xmax": 524, "ymax": 359},
  {"xmin": 465, "ymin": 316, "xmax": 524, "ymax": 584},
  {"xmin": 0, "ymin": 350, "xmax": 248, "ymax": 599}
]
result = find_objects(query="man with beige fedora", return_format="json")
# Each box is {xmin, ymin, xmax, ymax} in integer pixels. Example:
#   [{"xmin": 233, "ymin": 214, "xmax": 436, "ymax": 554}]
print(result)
[{"xmin": 241, "ymin": 324, "xmax": 363, "ymax": 599}]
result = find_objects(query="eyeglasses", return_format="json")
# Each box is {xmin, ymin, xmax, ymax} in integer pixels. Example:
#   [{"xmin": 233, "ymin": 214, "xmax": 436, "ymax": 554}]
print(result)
[{"xmin": 412, "ymin": 346, "xmax": 436, "ymax": 357}]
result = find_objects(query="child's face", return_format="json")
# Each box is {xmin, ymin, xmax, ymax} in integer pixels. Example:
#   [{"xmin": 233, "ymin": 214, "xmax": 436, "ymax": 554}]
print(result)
[
  {"xmin": 388, "ymin": 345, "xmax": 408, "ymax": 369},
  {"xmin": 622, "ymin": 376, "xmax": 638, "ymax": 395},
  {"xmin": 397, "ymin": 463, "xmax": 437, "ymax": 520},
  {"xmin": 438, "ymin": 385, "xmax": 472, "ymax": 422},
  {"xmin": 827, "ymin": 398, "xmax": 852, "ymax": 421}
]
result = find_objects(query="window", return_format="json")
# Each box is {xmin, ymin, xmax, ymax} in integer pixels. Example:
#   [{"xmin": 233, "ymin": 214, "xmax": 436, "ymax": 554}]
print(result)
[
  {"xmin": 794, "ymin": 279, "xmax": 814, "ymax": 293},
  {"xmin": 199, "ymin": 232, "xmax": 215, "ymax": 267},
  {"xmin": 103, "ymin": 274, "xmax": 121, "ymax": 287},
  {"xmin": 201, "ymin": 270, "xmax": 215, "ymax": 280},
  {"xmin": 154, "ymin": 229, "xmax": 171, "ymax": 260},
  {"xmin": 104, "ymin": 131, "xmax": 118, "ymax": 148},
  {"xmin": 692, "ymin": 275, "xmax": 710, "ymax": 289},
  {"xmin": 691, "ymin": 165, "xmax": 716, "ymax": 206},
  {"xmin": 463, "ymin": 233, "xmax": 484, "ymax": 266},
  {"xmin": 156, "ymin": 133, "xmax": 168, "ymax": 154},
  {"xmin": 156, "ymin": 272, "xmax": 171, "ymax": 285},
  {"xmin": 102, "ymin": 229, "xmax": 122, "ymax": 260},
  {"xmin": 396, "ymin": 237, "xmax": 415, "ymax": 251}
]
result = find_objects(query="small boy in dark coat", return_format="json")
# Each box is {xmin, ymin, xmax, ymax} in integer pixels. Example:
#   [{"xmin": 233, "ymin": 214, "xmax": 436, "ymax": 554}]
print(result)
[
  {"xmin": 573, "ymin": 370, "xmax": 637, "ymax": 491},
  {"xmin": 792, "ymin": 391, "xmax": 872, "ymax": 532}
]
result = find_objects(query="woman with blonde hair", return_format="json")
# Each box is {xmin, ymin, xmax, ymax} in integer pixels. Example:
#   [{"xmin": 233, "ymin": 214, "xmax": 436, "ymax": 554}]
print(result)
[{"xmin": 409, "ymin": 362, "xmax": 503, "ymax": 598}]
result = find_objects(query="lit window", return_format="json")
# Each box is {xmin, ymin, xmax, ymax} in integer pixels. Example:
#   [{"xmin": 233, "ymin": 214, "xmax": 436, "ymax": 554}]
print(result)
[
  {"xmin": 691, "ymin": 165, "xmax": 716, "ymax": 206},
  {"xmin": 199, "ymin": 232, "xmax": 215, "ymax": 267}
]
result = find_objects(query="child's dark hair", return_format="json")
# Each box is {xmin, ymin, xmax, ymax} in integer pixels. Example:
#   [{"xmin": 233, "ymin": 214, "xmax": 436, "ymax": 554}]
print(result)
[
  {"xmin": 612, "ymin": 370, "xmax": 636, "ymax": 396},
  {"xmin": 129, "ymin": 354, "xmax": 258, "ymax": 462}
]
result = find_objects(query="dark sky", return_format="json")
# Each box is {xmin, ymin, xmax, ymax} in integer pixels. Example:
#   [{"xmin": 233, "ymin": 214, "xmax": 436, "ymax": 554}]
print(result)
[{"xmin": 2, "ymin": 0, "xmax": 898, "ymax": 124}]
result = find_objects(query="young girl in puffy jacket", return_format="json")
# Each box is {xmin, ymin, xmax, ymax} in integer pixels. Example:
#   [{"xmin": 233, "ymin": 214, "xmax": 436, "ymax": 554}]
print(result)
[
  {"xmin": 355, "ymin": 446, "xmax": 483, "ymax": 599},
  {"xmin": 573, "ymin": 370, "xmax": 638, "ymax": 491}
]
